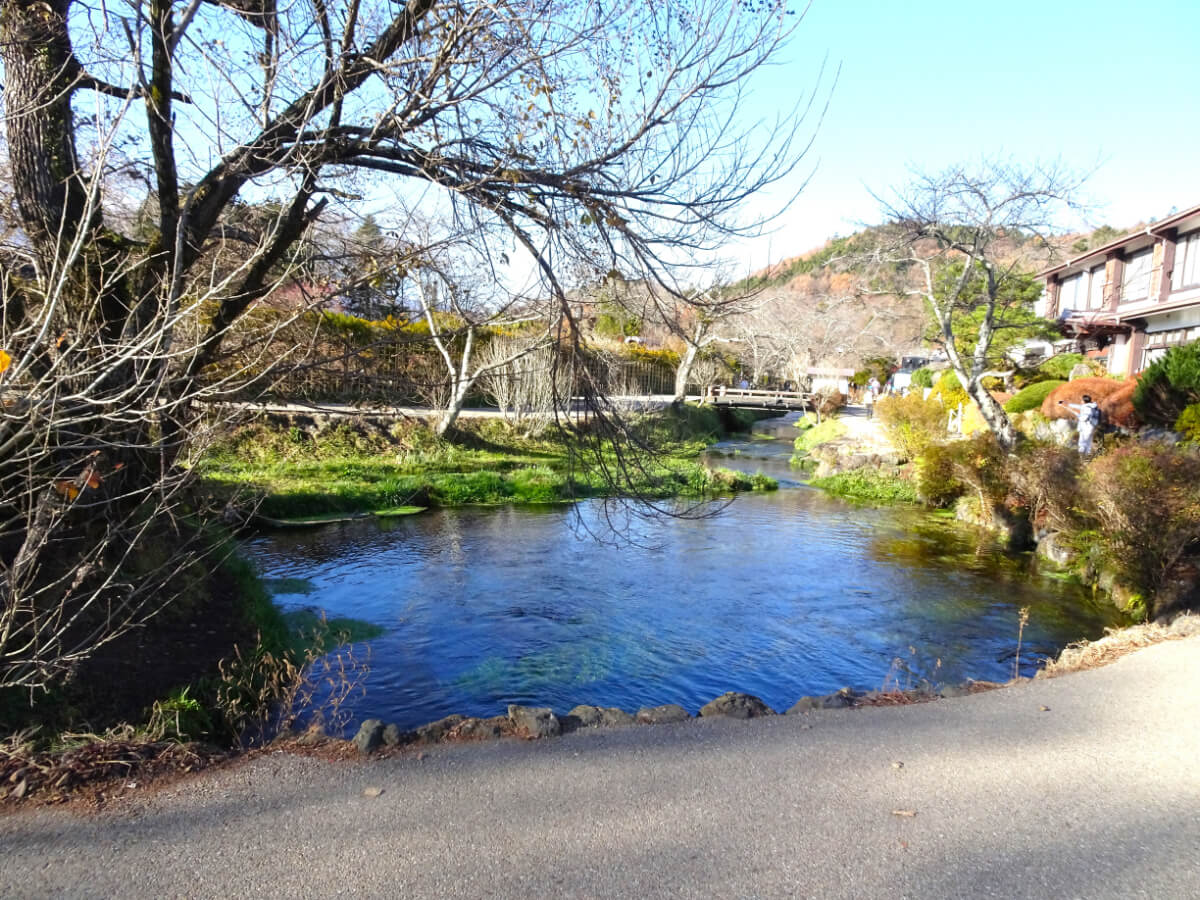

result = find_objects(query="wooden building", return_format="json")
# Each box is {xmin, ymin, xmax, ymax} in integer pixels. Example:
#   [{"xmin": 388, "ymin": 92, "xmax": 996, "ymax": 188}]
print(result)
[{"xmin": 1037, "ymin": 203, "xmax": 1200, "ymax": 376}]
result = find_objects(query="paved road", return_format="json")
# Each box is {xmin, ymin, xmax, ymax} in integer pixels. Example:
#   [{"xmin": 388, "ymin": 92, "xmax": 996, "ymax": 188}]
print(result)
[{"xmin": 3, "ymin": 637, "xmax": 1198, "ymax": 899}]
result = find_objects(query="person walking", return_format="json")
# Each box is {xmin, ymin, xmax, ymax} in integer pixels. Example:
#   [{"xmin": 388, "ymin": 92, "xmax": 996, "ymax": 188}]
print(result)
[
  {"xmin": 863, "ymin": 387, "xmax": 875, "ymax": 420},
  {"xmin": 1059, "ymin": 394, "xmax": 1101, "ymax": 455}
]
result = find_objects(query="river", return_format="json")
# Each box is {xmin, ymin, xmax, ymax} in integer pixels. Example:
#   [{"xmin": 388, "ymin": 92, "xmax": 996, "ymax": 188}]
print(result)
[{"xmin": 244, "ymin": 413, "xmax": 1121, "ymax": 732}]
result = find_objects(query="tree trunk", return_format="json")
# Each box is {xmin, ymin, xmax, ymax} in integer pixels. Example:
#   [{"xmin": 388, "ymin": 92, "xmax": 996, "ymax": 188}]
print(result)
[
  {"xmin": 0, "ymin": 0, "xmax": 90, "ymax": 261},
  {"xmin": 673, "ymin": 340, "xmax": 699, "ymax": 403},
  {"xmin": 435, "ymin": 379, "xmax": 473, "ymax": 436},
  {"xmin": 967, "ymin": 380, "xmax": 1017, "ymax": 451}
]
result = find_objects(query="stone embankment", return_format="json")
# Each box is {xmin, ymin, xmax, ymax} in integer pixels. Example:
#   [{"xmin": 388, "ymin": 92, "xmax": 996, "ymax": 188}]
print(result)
[
  {"xmin": 343, "ymin": 685, "xmax": 988, "ymax": 755},
  {"xmin": 334, "ymin": 614, "xmax": 1200, "ymax": 756}
]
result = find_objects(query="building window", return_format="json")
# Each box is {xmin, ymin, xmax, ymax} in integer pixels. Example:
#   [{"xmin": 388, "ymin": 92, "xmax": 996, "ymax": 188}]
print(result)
[
  {"xmin": 1171, "ymin": 230, "xmax": 1200, "ymax": 291},
  {"xmin": 1088, "ymin": 264, "xmax": 1106, "ymax": 310},
  {"xmin": 1141, "ymin": 325, "xmax": 1200, "ymax": 370},
  {"xmin": 1058, "ymin": 272, "xmax": 1084, "ymax": 312},
  {"xmin": 1121, "ymin": 247, "xmax": 1154, "ymax": 303}
]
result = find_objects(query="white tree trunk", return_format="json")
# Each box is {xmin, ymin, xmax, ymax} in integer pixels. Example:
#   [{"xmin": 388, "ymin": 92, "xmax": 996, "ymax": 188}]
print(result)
[
  {"xmin": 673, "ymin": 339, "xmax": 700, "ymax": 403},
  {"xmin": 436, "ymin": 378, "xmax": 474, "ymax": 436}
]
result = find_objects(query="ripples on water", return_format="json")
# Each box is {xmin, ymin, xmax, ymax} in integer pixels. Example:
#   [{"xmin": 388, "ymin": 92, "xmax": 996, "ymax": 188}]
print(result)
[{"xmin": 245, "ymin": 415, "xmax": 1122, "ymax": 732}]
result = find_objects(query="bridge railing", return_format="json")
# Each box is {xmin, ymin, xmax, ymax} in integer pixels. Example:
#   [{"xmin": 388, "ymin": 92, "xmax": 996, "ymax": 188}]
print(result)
[{"xmin": 705, "ymin": 386, "xmax": 815, "ymax": 408}]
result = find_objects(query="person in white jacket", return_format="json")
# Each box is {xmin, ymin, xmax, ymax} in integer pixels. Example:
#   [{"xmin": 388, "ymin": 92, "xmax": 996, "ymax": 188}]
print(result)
[{"xmin": 1059, "ymin": 394, "xmax": 1101, "ymax": 455}]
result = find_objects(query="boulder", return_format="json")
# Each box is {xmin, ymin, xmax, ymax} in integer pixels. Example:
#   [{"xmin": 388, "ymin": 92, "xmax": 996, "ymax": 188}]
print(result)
[
  {"xmin": 786, "ymin": 696, "xmax": 822, "ymax": 714},
  {"xmin": 381, "ymin": 723, "xmax": 411, "ymax": 747},
  {"xmin": 840, "ymin": 453, "xmax": 869, "ymax": 472},
  {"xmin": 635, "ymin": 704, "xmax": 691, "ymax": 725},
  {"xmin": 414, "ymin": 714, "xmax": 466, "ymax": 744},
  {"xmin": 352, "ymin": 718, "xmax": 385, "ymax": 754},
  {"xmin": 786, "ymin": 689, "xmax": 858, "ymax": 712},
  {"xmin": 507, "ymin": 705, "xmax": 561, "ymax": 739},
  {"xmin": 448, "ymin": 716, "xmax": 509, "ymax": 741},
  {"xmin": 819, "ymin": 687, "xmax": 859, "ymax": 709},
  {"xmin": 939, "ymin": 684, "xmax": 973, "ymax": 699},
  {"xmin": 567, "ymin": 705, "xmax": 637, "ymax": 728},
  {"xmin": 698, "ymin": 692, "xmax": 775, "ymax": 719},
  {"xmin": 1035, "ymin": 531, "xmax": 1075, "ymax": 567},
  {"xmin": 296, "ymin": 722, "xmax": 327, "ymax": 746},
  {"xmin": 1138, "ymin": 427, "xmax": 1183, "ymax": 446}
]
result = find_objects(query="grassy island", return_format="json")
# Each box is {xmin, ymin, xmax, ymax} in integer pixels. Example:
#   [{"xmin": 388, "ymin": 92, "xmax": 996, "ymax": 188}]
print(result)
[{"xmin": 196, "ymin": 405, "xmax": 779, "ymax": 521}]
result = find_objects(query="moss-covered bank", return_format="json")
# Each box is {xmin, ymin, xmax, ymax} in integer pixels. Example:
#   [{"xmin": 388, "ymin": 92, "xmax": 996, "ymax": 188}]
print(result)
[{"xmin": 196, "ymin": 405, "xmax": 778, "ymax": 520}]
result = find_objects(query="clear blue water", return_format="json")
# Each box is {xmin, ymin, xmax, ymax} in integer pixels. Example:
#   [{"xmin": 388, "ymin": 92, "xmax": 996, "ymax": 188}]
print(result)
[{"xmin": 244, "ymin": 416, "xmax": 1122, "ymax": 732}]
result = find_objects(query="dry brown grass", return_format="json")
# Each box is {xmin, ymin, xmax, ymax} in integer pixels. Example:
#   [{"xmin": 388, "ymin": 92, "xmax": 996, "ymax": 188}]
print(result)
[
  {"xmin": 0, "ymin": 729, "xmax": 227, "ymax": 810},
  {"xmin": 1039, "ymin": 614, "xmax": 1199, "ymax": 677}
]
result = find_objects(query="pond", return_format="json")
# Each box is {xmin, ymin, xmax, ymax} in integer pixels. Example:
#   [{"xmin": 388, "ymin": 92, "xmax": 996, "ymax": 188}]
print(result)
[{"xmin": 244, "ymin": 413, "xmax": 1122, "ymax": 732}]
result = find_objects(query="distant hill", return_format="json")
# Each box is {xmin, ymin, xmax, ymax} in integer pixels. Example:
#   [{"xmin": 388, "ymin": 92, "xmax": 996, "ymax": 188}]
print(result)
[{"xmin": 723, "ymin": 219, "xmax": 1137, "ymax": 370}]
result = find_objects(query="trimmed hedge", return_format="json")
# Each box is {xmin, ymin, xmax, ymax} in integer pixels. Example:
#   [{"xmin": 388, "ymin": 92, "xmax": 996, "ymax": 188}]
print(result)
[
  {"xmin": 1040, "ymin": 377, "xmax": 1126, "ymax": 420},
  {"xmin": 1004, "ymin": 380, "xmax": 1065, "ymax": 414}
]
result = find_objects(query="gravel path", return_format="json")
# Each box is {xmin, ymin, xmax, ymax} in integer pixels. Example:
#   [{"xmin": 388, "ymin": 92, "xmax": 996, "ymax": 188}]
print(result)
[
  {"xmin": 839, "ymin": 403, "xmax": 898, "ymax": 453},
  {"xmin": 2, "ymin": 637, "xmax": 1197, "ymax": 899}
]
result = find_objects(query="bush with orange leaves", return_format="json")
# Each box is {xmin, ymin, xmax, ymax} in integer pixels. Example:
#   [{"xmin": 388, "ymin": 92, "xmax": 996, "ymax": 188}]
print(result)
[
  {"xmin": 1097, "ymin": 378, "xmax": 1140, "ymax": 429},
  {"xmin": 1040, "ymin": 377, "xmax": 1126, "ymax": 420}
]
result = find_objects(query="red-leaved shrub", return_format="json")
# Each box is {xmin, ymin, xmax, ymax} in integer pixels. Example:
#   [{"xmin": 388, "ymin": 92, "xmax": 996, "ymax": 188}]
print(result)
[{"xmin": 1041, "ymin": 377, "xmax": 1125, "ymax": 420}]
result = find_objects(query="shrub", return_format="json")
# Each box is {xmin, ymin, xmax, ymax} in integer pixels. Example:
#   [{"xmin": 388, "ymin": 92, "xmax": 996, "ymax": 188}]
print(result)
[
  {"xmin": 1175, "ymin": 403, "xmax": 1200, "ymax": 443},
  {"xmin": 814, "ymin": 388, "xmax": 846, "ymax": 417},
  {"xmin": 1132, "ymin": 339, "xmax": 1200, "ymax": 426},
  {"xmin": 1007, "ymin": 442, "xmax": 1085, "ymax": 535},
  {"xmin": 1082, "ymin": 444, "xmax": 1200, "ymax": 601},
  {"xmin": 928, "ymin": 371, "xmax": 969, "ymax": 410},
  {"xmin": 809, "ymin": 469, "xmax": 918, "ymax": 504},
  {"xmin": 915, "ymin": 433, "xmax": 1010, "ymax": 516},
  {"xmin": 1004, "ymin": 380, "xmax": 1065, "ymax": 414},
  {"xmin": 1040, "ymin": 377, "xmax": 1125, "ymax": 420},
  {"xmin": 980, "ymin": 376, "xmax": 1006, "ymax": 393},
  {"xmin": 910, "ymin": 367, "xmax": 935, "ymax": 389},
  {"xmin": 1098, "ymin": 379, "xmax": 1140, "ymax": 429},
  {"xmin": 696, "ymin": 467, "xmax": 776, "ymax": 493},
  {"xmin": 875, "ymin": 393, "xmax": 945, "ymax": 461},
  {"xmin": 914, "ymin": 442, "xmax": 962, "ymax": 507},
  {"xmin": 750, "ymin": 472, "xmax": 779, "ymax": 492},
  {"xmin": 1038, "ymin": 353, "xmax": 1093, "ymax": 381}
]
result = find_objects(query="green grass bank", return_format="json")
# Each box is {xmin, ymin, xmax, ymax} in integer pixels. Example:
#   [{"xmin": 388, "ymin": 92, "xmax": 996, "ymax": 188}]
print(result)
[{"xmin": 196, "ymin": 405, "xmax": 779, "ymax": 519}]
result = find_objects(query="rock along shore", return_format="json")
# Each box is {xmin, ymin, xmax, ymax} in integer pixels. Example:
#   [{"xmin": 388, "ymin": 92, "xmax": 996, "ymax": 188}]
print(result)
[{"xmin": 333, "ymin": 615, "xmax": 1200, "ymax": 756}]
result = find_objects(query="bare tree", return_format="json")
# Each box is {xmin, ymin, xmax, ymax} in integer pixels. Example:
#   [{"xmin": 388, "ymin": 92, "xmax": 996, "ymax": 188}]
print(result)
[
  {"xmin": 670, "ymin": 287, "xmax": 756, "ymax": 402},
  {"xmin": 869, "ymin": 160, "xmax": 1086, "ymax": 449},
  {"xmin": 476, "ymin": 336, "xmax": 568, "ymax": 435},
  {"xmin": 407, "ymin": 246, "xmax": 552, "ymax": 435},
  {"xmin": 0, "ymin": 0, "xmax": 824, "ymax": 689}
]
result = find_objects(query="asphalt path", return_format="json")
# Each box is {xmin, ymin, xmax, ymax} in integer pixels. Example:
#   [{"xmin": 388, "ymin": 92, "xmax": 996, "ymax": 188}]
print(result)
[{"xmin": 2, "ymin": 637, "xmax": 1198, "ymax": 899}]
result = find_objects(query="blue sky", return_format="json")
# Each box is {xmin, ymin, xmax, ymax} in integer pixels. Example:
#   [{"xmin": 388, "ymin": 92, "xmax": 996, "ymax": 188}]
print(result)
[{"xmin": 728, "ymin": 0, "xmax": 1200, "ymax": 273}]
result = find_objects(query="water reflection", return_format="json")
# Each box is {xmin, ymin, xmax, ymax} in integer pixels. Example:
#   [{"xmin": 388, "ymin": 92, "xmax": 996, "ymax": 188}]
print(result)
[{"xmin": 246, "ymin": 419, "xmax": 1122, "ymax": 733}]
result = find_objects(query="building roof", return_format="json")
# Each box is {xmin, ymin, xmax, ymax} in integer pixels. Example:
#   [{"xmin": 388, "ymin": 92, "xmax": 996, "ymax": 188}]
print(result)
[{"xmin": 1038, "ymin": 201, "xmax": 1200, "ymax": 280}]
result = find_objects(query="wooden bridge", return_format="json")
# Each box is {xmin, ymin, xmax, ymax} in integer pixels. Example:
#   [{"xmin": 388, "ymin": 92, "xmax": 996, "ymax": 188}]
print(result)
[{"xmin": 705, "ymin": 386, "xmax": 816, "ymax": 410}]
